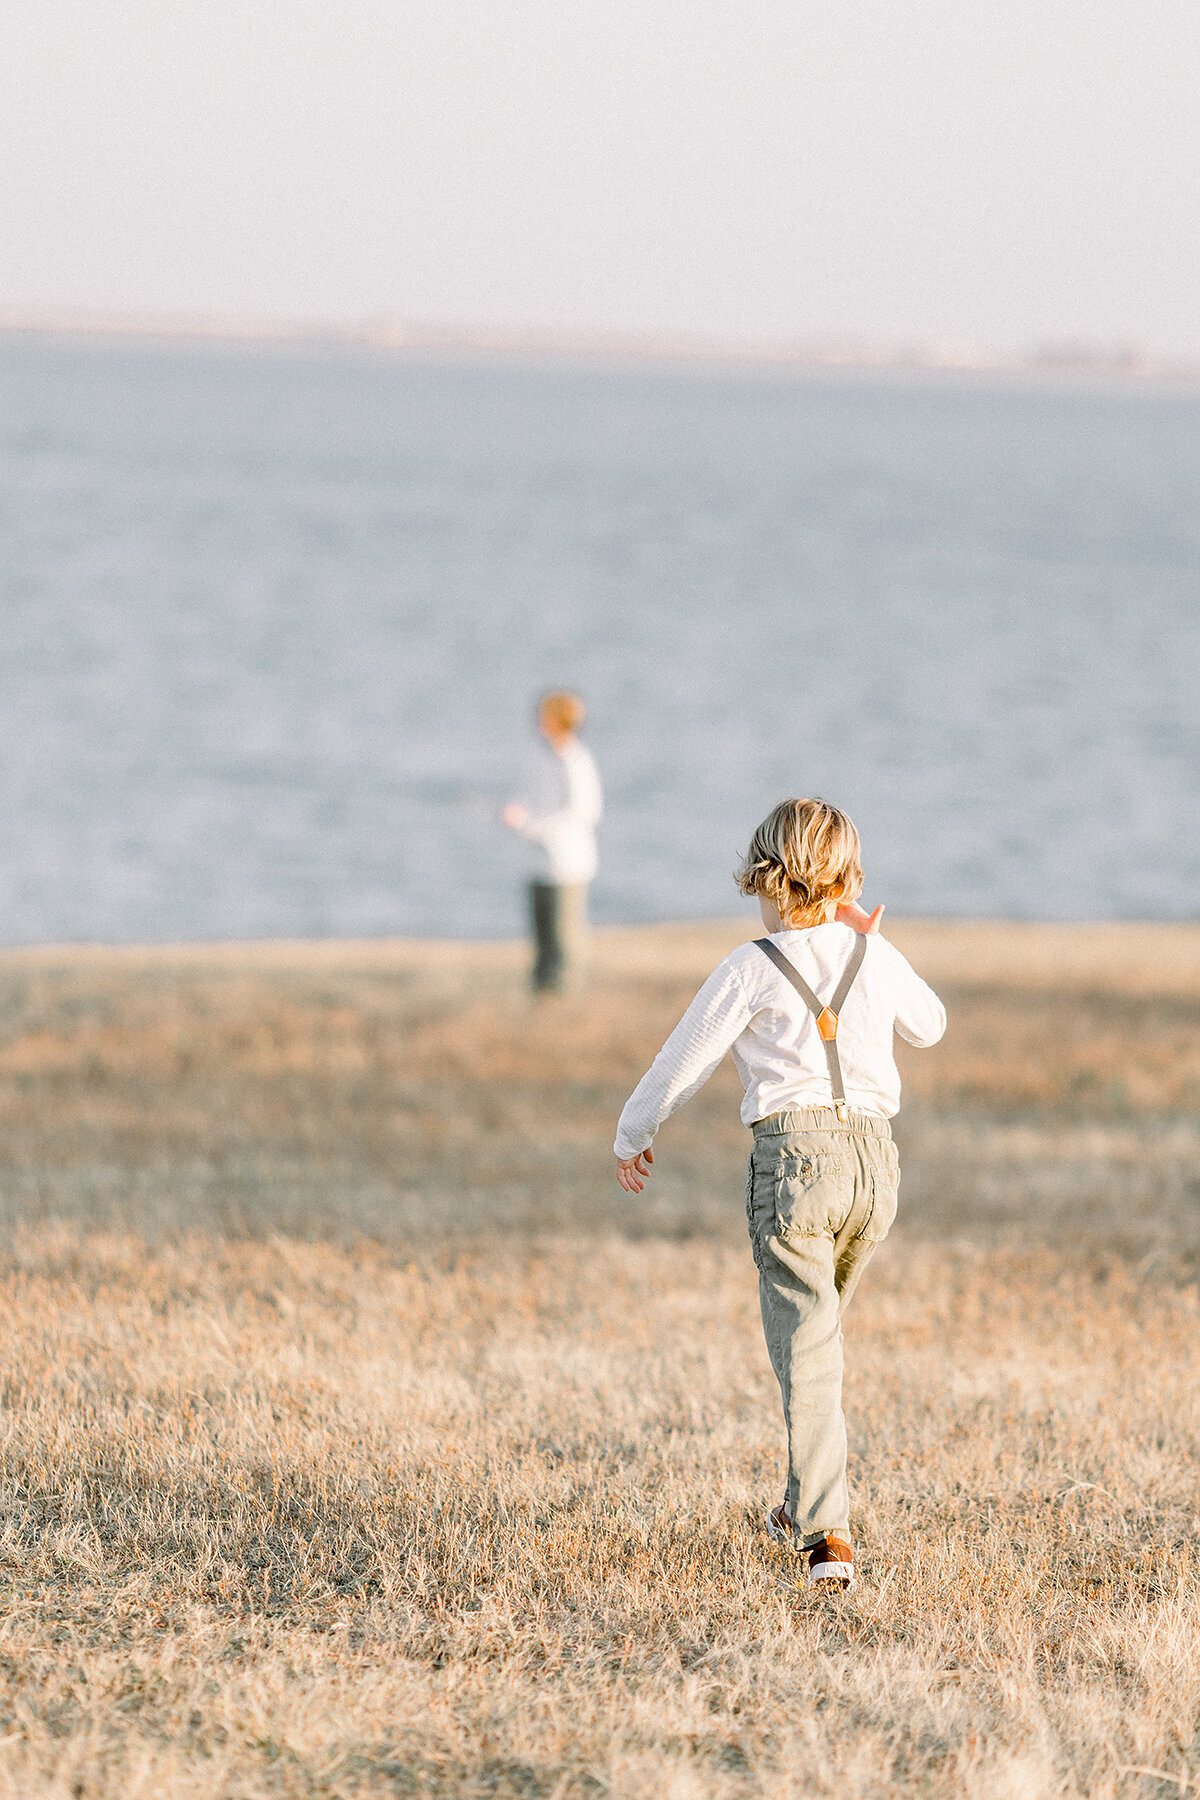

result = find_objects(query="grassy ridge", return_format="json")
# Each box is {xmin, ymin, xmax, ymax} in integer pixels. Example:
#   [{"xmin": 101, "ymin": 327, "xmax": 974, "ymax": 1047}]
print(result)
[{"xmin": 0, "ymin": 922, "xmax": 1197, "ymax": 1797}]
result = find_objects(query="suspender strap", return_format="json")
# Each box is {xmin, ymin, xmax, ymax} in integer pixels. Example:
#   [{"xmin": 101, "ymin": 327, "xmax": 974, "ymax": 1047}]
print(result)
[{"xmin": 754, "ymin": 934, "xmax": 868, "ymax": 1122}]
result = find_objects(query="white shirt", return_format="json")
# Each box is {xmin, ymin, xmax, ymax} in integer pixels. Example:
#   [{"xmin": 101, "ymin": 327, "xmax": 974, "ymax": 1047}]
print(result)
[
  {"xmin": 614, "ymin": 922, "xmax": 946, "ymax": 1158},
  {"xmin": 512, "ymin": 738, "xmax": 603, "ymax": 884}
]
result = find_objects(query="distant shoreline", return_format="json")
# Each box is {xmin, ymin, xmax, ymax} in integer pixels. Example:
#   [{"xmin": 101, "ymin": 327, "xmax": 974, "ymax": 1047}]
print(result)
[
  {"xmin": 2, "ymin": 309, "xmax": 1197, "ymax": 385},
  {"xmin": 4, "ymin": 917, "xmax": 1200, "ymax": 996}
]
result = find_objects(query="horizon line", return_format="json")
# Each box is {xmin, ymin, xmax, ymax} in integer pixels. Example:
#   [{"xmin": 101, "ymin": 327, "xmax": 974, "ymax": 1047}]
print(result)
[{"xmin": 1, "ymin": 307, "xmax": 1198, "ymax": 381}]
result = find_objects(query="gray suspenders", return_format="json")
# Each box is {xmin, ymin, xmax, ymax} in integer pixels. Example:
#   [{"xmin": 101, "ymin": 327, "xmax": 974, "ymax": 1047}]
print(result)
[{"xmin": 754, "ymin": 934, "xmax": 868, "ymax": 1122}]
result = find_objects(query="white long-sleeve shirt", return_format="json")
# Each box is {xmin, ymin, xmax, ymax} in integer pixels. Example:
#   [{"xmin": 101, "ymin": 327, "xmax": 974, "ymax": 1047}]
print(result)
[
  {"xmin": 614, "ymin": 922, "xmax": 946, "ymax": 1157},
  {"xmin": 512, "ymin": 738, "xmax": 603, "ymax": 884}
]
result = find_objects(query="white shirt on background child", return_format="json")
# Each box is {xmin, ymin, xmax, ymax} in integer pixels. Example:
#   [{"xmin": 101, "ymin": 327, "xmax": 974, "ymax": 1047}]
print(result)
[
  {"xmin": 511, "ymin": 737, "xmax": 603, "ymax": 885},
  {"xmin": 613, "ymin": 921, "xmax": 946, "ymax": 1158}
]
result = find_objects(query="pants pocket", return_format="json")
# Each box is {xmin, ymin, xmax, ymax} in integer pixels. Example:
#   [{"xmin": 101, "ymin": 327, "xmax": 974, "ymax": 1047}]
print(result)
[
  {"xmin": 773, "ymin": 1152, "xmax": 851, "ymax": 1242},
  {"xmin": 746, "ymin": 1154, "xmax": 771, "ymax": 1270},
  {"xmin": 854, "ymin": 1153, "xmax": 900, "ymax": 1244}
]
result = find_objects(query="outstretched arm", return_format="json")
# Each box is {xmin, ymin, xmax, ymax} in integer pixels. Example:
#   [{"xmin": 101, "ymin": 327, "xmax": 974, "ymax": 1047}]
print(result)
[
  {"xmin": 613, "ymin": 960, "xmax": 752, "ymax": 1189},
  {"xmin": 836, "ymin": 900, "xmax": 885, "ymax": 934}
]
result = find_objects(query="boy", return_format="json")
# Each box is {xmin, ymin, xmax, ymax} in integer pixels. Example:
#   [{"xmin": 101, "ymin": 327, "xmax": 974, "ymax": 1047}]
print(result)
[
  {"xmin": 614, "ymin": 798, "xmax": 945, "ymax": 1588},
  {"xmin": 503, "ymin": 691, "xmax": 603, "ymax": 994}
]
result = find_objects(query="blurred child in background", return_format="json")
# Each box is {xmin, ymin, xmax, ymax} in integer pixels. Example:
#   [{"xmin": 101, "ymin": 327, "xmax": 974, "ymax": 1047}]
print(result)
[{"xmin": 503, "ymin": 691, "xmax": 603, "ymax": 994}]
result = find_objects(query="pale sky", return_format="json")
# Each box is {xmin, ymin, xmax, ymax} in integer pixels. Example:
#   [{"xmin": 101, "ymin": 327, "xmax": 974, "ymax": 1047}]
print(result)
[{"xmin": 3, "ymin": 0, "xmax": 1198, "ymax": 354}]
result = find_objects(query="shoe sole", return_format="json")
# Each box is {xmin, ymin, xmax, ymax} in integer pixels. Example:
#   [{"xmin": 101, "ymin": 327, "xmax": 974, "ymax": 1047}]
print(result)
[{"xmin": 808, "ymin": 1560, "xmax": 855, "ymax": 1589}]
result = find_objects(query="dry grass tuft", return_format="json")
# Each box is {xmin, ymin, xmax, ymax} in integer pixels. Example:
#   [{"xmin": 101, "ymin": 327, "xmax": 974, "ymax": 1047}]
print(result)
[{"xmin": 0, "ymin": 921, "xmax": 1197, "ymax": 1797}]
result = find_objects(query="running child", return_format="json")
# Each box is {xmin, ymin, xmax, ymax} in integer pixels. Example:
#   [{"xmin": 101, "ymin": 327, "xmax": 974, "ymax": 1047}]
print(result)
[{"xmin": 613, "ymin": 797, "xmax": 945, "ymax": 1589}]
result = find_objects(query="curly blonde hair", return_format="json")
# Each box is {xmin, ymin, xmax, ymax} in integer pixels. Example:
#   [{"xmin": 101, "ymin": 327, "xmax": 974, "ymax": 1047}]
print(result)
[{"xmin": 736, "ymin": 797, "xmax": 863, "ymax": 927}]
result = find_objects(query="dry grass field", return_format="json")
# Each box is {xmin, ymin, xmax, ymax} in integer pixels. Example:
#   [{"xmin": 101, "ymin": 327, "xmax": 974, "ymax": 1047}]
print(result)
[{"xmin": 0, "ymin": 919, "xmax": 1198, "ymax": 1799}]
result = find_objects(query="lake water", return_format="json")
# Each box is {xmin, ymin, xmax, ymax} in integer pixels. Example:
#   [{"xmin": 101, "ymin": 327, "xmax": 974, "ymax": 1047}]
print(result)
[{"xmin": 1, "ymin": 337, "xmax": 1197, "ymax": 942}]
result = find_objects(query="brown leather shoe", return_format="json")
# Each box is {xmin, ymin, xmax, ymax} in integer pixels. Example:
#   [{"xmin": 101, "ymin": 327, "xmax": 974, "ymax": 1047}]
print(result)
[
  {"xmin": 807, "ymin": 1535, "xmax": 854, "ymax": 1589},
  {"xmin": 765, "ymin": 1501, "xmax": 795, "ymax": 1545}
]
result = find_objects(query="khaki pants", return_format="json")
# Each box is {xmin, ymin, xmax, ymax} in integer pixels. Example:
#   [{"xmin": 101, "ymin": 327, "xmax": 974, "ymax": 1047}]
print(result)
[
  {"xmin": 529, "ymin": 882, "xmax": 588, "ymax": 993},
  {"xmin": 746, "ymin": 1108, "xmax": 900, "ymax": 1546}
]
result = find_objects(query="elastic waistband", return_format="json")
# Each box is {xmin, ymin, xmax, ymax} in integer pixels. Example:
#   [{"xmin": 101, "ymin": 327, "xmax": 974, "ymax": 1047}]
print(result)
[{"xmin": 752, "ymin": 1107, "xmax": 893, "ymax": 1140}]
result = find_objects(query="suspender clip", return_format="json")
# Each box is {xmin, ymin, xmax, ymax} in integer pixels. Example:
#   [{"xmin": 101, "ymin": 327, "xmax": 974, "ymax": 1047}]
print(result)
[{"xmin": 835, "ymin": 1100, "xmax": 849, "ymax": 1122}]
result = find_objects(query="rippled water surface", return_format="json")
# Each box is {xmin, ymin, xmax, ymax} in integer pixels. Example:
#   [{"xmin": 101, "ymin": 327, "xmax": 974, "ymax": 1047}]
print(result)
[{"xmin": 1, "ymin": 338, "xmax": 1197, "ymax": 940}]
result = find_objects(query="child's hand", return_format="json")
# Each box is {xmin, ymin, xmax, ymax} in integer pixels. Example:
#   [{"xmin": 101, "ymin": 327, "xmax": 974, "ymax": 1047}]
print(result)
[
  {"xmin": 616, "ymin": 1147, "xmax": 654, "ymax": 1192},
  {"xmin": 836, "ymin": 900, "xmax": 885, "ymax": 934}
]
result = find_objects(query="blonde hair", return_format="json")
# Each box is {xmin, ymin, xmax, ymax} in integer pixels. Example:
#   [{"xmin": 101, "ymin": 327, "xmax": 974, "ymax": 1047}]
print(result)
[
  {"xmin": 736, "ymin": 797, "xmax": 863, "ymax": 926},
  {"xmin": 538, "ymin": 690, "xmax": 587, "ymax": 736}
]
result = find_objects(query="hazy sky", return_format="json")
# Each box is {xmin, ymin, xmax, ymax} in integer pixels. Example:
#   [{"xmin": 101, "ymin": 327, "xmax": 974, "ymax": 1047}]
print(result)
[{"xmin": 3, "ymin": 0, "xmax": 1198, "ymax": 352}]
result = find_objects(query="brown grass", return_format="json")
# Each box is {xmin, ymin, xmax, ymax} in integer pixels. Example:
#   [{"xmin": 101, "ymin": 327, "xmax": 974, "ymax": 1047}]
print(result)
[{"xmin": 0, "ymin": 920, "xmax": 1198, "ymax": 1798}]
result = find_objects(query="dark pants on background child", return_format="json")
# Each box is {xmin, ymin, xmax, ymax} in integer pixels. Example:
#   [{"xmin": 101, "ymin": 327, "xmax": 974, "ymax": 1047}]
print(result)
[
  {"xmin": 745, "ymin": 1108, "xmax": 899, "ymax": 1546},
  {"xmin": 529, "ymin": 881, "xmax": 588, "ymax": 993}
]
